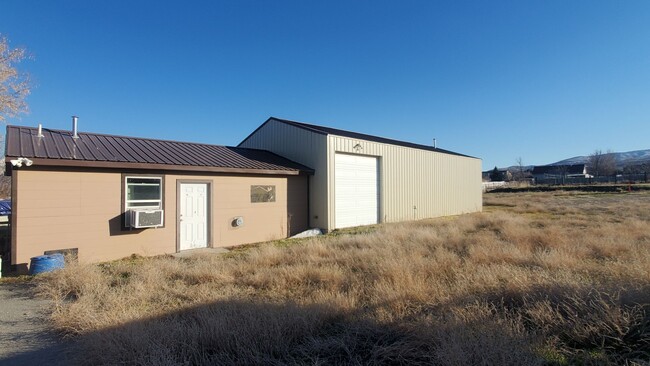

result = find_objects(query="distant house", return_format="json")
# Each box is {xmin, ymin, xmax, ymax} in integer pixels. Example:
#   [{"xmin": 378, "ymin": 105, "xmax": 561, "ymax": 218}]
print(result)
[
  {"xmin": 531, "ymin": 164, "xmax": 591, "ymax": 180},
  {"xmin": 499, "ymin": 169, "xmax": 513, "ymax": 181},
  {"xmin": 482, "ymin": 168, "xmax": 513, "ymax": 182}
]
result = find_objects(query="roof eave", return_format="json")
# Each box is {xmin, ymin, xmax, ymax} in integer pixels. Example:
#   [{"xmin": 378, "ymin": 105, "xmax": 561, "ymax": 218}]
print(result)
[{"xmin": 5, "ymin": 156, "xmax": 314, "ymax": 176}]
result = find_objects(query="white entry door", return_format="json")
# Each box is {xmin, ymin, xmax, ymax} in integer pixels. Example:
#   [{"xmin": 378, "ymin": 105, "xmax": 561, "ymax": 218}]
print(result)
[
  {"xmin": 335, "ymin": 153, "xmax": 379, "ymax": 229},
  {"xmin": 179, "ymin": 183, "xmax": 208, "ymax": 250}
]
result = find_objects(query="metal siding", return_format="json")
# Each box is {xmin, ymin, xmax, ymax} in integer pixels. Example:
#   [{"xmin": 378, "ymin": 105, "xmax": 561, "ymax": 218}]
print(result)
[
  {"xmin": 239, "ymin": 120, "xmax": 329, "ymax": 229},
  {"xmin": 328, "ymin": 135, "xmax": 482, "ymax": 227}
]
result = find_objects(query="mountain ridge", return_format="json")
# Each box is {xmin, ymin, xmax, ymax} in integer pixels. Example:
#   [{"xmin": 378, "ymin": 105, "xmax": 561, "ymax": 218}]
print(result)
[
  {"xmin": 549, "ymin": 149, "xmax": 650, "ymax": 167},
  {"xmin": 488, "ymin": 149, "xmax": 650, "ymax": 173}
]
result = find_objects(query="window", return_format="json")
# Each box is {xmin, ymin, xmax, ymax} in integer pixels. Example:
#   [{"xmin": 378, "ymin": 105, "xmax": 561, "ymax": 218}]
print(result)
[
  {"xmin": 125, "ymin": 176, "xmax": 163, "ymax": 210},
  {"xmin": 122, "ymin": 176, "xmax": 163, "ymax": 227},
  {"xmin": 251, "ymin": 185, "xmax": 275, "ymax": 203}
]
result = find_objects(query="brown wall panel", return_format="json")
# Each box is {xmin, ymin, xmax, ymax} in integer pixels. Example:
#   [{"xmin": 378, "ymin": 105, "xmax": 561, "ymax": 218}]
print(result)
[
  {"xmin": 14, "ymin": 170, "xmax": 171, "ymax": 266},
  {"xmin": 13, "ymin": 169, "xmax": 308, "ymax": 267},
  {"xmin": 287, "ymin": 175, "xmax": 309, "ymax": 236}
]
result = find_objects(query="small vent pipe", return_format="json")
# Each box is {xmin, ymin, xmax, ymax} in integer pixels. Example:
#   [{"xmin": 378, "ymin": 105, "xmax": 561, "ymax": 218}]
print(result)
[
  {"xmin": 37, "ymin": 123, "xmax": 44, "ymax": 138},
  {"xmin": 433, "ymin": 138, "xmax": 437, "ymax": 149},
  {"xmin": 72, "ymin": 116, "xmax": 79, "ymax": 139}
]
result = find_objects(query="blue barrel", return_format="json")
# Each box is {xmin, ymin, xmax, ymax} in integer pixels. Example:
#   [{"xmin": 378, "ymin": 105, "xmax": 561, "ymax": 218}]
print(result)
[{"xmin": 29, "ymin": 253, "xmax": 65, "ymax": 275}]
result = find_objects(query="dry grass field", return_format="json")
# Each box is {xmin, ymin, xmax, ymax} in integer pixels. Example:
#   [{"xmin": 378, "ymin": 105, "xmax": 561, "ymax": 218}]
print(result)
[{"xmin": 39, "ymin": 191, "xmax": 649, "ymax": 365}]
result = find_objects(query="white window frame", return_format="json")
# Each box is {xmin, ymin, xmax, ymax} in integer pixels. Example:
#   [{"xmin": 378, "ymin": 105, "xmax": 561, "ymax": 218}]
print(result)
[{"xmin": 125, "ymin": 176, "xmax": 163, "ymax": 211}]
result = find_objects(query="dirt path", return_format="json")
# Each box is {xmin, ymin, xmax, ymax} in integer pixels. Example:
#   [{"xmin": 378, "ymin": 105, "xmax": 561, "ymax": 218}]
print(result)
[{"xmin": 0, "ymin": 282, "xmax": 71, "ymax": 365}]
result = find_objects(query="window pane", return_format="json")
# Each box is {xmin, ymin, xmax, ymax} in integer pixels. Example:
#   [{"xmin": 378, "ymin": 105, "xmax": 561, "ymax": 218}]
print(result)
[
  {"xmin": 126, "ymin": 202, "xmax": 161, "ymax": 208},
  {"xmin": 128, "ymin": 177, "xmax": 159, "ymax": 185},
  {"xmin": 127, "ymin": 185, "xmax": 161, "ymax": 200},
  {"xmin": 251, "ymin": 185, "xmax": 275, "ymax": 203},
  {"xmin": 126, "ymin": 177, "xmax": 161, "ymax": 201}
]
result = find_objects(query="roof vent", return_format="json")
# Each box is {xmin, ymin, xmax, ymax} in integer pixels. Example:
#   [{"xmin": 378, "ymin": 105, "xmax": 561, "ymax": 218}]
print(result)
[
  {"xmin": 37, "ymin": 123, "xmax": 44, "ymax": 138},
  {"xmin": 72, "ymin": 116, "xmax": 79, "ymax": 139}
]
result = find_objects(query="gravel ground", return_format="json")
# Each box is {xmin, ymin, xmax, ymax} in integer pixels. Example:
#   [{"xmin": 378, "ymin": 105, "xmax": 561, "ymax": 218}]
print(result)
[{"xmin": 0, "ymin": 281, "xmax": 71, "ymax": 365}]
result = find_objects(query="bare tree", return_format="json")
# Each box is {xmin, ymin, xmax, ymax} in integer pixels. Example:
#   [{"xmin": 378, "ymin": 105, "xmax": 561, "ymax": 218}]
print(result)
[
  {"xmin": 0, "ymin": 156, "xmax": 9, "ymax": 198},
  {"xmin": 1, "ymin": 34, "xmax": 31, "ymax": 121},
  {"xmin": 554, "ymin": 165, "xmax": 571, "ymax": 184},
  {"xmin": 0, "ymin": 35, "xmax": 30, "ymax": 199},
  {"xmin": 588, "ymin": 149, "xmax": 617, "ymax": 177},
  {"xmin": 515, "ymin": 157, "xmax": 525, "ymax": 181},
  {"xmin": 588, "ymin": 150, "xmax": 603, "ymax": 177}
]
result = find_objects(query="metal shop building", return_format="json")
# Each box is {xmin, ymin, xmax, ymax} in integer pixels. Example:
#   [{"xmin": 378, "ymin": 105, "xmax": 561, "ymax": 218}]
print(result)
[{"xmin": 4, "ymin": 117, "xmax": 481, "ymax": 270}]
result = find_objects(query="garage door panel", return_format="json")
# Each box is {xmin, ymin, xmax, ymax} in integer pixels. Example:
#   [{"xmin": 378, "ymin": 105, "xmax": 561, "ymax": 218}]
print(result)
[{"xmin": 335, "ymin": 153, "xmax": 379, "ymax": 229}]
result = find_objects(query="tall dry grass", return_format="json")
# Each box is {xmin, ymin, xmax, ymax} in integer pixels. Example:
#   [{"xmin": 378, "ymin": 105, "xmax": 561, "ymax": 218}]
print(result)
[{"xmin": 39, "ymin": 191, "xmax": 650, "ymax": 365}]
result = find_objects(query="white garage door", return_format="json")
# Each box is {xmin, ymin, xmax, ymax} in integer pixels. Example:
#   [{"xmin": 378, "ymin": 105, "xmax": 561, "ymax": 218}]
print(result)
[{"xmin": 335, "ymin": 153, "xmax": 379, "ymax": 229}]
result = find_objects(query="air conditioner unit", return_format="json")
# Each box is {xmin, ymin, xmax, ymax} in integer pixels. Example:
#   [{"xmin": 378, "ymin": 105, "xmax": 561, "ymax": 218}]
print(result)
[{"xmin": 130, "ymin": 209, "xmax": 164, "ymax": 228}]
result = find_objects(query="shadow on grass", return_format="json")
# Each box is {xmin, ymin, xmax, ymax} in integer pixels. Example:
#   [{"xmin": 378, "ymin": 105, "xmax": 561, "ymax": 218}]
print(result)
[
  {"xmin": 2, "ymin": 285, "xmax": 648, "ymax": 365},
  {"xmin": 0, "ymin": 341, "xmax": 72, "ymax": 366},
  {"xmin": 0, "ymin": 283, "xmax": 650, "ymax": 365},
  {"xmin": 0, "ymin": 297, "xmax": 542, "ymax": 366}
]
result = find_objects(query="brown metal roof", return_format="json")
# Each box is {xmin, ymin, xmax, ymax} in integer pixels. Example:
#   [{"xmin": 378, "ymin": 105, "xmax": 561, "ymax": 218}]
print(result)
[{"xmin": 5, "ymin": 125, "xmax": 314, "ymax": 175}]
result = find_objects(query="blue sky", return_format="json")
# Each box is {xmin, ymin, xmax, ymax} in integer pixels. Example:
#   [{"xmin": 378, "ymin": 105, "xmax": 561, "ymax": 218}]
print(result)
[{"xmin": 2, "ymin": 1, "xmax": 649, "ymax": 169}]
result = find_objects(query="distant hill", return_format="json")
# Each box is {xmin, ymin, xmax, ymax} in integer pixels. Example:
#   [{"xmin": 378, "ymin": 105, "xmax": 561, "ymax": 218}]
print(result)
[
  {"xmin": 550, "ymin": 149, "xmax": 650, "ymax": 167},
  {"xmin": 485, "ymin": 149, "xmax": 650, "ymax": 174}
]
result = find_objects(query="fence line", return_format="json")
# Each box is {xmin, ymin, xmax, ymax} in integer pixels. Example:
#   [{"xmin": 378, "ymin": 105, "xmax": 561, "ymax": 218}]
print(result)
[{"xmin": 534, "ymin": 174, "xmax": 649, "ymax": 186}]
